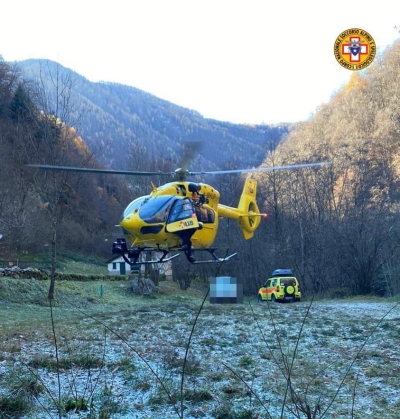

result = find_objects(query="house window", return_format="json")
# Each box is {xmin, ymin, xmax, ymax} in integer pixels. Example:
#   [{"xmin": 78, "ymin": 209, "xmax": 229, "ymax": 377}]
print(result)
[{"xmin": 112, "ymin": 262, "xmax": 117, "ymax": 270}]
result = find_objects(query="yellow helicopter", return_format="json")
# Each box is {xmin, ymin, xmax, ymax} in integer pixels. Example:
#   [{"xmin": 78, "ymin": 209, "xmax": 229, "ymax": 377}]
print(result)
[{"xmin": 28, "ymin": 147, "xmax": 328, "ymax": 264}]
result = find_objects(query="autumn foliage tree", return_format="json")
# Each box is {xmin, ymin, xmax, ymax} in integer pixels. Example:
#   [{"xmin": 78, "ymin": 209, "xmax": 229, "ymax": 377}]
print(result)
[{"xmin": 0, "ymin": 61, "xmax": 128, "ymax": 294}]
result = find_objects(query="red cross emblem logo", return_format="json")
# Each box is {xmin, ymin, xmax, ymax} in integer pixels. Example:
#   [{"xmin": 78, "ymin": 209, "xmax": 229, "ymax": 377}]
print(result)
[
  {"xmin": 334, "ymin": 28, "xmax": 376, "ymax": 71},
  {"xmin": 341, "ymin": 36, "xmax": 368, "ymax": 63}
]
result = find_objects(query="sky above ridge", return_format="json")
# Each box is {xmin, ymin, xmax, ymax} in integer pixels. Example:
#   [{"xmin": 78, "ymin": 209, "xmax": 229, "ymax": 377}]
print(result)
[{"xmin": 1, "ymin": 0, "xmax": 400, "ymax": 124}]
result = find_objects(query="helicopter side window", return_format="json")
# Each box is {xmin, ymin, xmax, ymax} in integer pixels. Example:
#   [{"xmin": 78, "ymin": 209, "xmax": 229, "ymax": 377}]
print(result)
[
  {"xmin": 168, "ymin": 198, "xmax": 195, "ymax": 223},
  {"xmin": 139, "ymin": 195, "xmax": 175, "ymax": 224}
]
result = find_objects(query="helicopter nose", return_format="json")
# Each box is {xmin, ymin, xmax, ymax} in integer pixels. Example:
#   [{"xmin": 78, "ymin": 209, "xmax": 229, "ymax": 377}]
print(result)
[{"xmin": 120, "ymin": 214, "xmax": 140, "ymax": 233}]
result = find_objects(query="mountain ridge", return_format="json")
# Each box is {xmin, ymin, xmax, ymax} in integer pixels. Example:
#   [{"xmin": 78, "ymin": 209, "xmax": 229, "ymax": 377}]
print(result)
[{"xmin": 16, "ymin": 58, "xmax": 289, "ymax": 172}]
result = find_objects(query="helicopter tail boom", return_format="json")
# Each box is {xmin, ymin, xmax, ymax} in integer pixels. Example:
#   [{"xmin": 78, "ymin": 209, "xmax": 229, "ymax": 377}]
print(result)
[{"xmin": 218, "ymin": 177, "xmax": 266, "ymax": 240}]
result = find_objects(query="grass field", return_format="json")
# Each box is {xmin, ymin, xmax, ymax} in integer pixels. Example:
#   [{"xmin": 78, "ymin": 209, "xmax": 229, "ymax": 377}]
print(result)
[{"xmin": 0, "ymin": 275, "xmax": 399, "ymax": 419}]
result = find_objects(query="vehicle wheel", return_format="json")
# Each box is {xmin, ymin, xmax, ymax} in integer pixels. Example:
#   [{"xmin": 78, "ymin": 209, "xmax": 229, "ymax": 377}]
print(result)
[
  {"xmin": 286, "ymin": 285, "xmax": 295, "ymax": 295},
  {"xmin": 270, "ymin": 294, "xmax": 276, "ymax": 303},
  {"xmin": 284, "ymin": 286, "xmax": 295, "ymax": 302},
  {"xmin": 258, "ymin": 294, "xmax": 264, "ymax": 303}
]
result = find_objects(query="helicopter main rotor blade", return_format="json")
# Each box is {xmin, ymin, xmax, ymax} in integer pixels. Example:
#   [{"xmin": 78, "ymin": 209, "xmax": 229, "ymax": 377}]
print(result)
[
  {"xmin": 191, "ymin": 162, "xmax": 330, "ymax": 175},
  {"xmin": 27, "ymin": 164, "xmax": 173, "ymax": 176},
  {"xmin": 27, "ymin": 161, "xmax": 330, "ymax": 179}
]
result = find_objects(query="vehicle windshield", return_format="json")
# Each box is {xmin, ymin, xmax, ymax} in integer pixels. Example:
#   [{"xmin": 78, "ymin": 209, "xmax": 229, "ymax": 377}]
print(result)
[{"xmin": 139, "ymin": 195, "xmax": 176, "ymax": 224}]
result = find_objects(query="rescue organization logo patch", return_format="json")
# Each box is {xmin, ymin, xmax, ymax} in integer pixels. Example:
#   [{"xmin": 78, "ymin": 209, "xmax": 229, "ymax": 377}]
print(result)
[{"xmin": 334, "ymin": 28, "xmax": 376, "ymax": 71}]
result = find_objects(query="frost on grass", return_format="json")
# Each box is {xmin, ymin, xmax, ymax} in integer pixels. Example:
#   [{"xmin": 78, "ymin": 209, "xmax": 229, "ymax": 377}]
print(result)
[{"xmin": 0, "ymin": 299, "xmax": 399, "ymax": 418}]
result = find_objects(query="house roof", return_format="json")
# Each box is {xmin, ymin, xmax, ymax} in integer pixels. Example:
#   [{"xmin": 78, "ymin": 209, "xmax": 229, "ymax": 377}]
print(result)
[{"xmin": 106, "ymin": 255, "xmax": 127, "ymax": 264}]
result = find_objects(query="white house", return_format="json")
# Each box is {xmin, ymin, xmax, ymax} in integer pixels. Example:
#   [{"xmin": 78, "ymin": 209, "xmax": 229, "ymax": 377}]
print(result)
[
  {"xmin": 107, "ymin": 256, "xmax": 142, "ymax": 275},
  {"xmin": 107, "ymin": 254, "xmax": 173, "ymax": 279}
]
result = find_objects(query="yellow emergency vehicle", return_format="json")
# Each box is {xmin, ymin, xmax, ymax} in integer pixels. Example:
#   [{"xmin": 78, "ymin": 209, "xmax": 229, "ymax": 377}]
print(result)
[{"xmin": 258, "ymin": 269, "xmax": 301, "ymax": 303}]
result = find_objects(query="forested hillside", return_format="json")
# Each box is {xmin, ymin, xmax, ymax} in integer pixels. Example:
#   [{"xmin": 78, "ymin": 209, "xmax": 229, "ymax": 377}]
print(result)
[
  {"xmin": 0, "ymin": 60, "xmax": 131, "ymax": 262},
  {"xmin": 238, "ymin": 40, "xmax": 400, "ymax": 297}
]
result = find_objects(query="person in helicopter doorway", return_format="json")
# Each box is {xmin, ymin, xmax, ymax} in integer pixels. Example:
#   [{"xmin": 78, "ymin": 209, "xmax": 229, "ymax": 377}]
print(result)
[
  {"xmin": 168, "ymin": 197, "xmax": 198, "ymax": 263},
  {"xmin": 179, "ymin": 199, "xmax": 197, "ymax": 263},
  {"xmin": 180, "ymin": 230, "xmax": 196, "ymax": 263}
]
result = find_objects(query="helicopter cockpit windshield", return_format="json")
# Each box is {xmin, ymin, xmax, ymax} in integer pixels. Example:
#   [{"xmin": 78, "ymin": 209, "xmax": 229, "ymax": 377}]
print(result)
[
  {"xmin": 123, "ymin": 196, "xmax": 148, "ymax": 218},
  {"xmin": 139, "ymin": 195, "xmax": 176, "ymax": 224}
]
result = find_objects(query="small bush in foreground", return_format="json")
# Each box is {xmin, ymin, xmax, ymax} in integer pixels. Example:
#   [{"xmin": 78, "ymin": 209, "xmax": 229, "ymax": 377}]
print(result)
[{"xmin": 0, "ymin": 394, "xmax": 32, "ymax": 418}]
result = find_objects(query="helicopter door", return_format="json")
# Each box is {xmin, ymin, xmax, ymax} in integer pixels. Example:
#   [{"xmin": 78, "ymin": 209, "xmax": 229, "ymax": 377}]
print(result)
[{"xmin": 166, "ymin": 198, "xmax": 199, "ymax": 233}]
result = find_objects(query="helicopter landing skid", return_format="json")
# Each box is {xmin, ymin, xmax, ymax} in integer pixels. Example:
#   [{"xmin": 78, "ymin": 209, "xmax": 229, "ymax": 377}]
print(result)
[
  {"xmin": 112, "ymin": 239, "xmax": 179, "ymax": 265},
  {"xmin": 112, "ymin": 238, "xmax": 237, "ymax": 265},
  {"xmin": 121, "ymin": 251, "xmax": 180, "ymax": 265},
  {"xmin": 186, "ymin": 248, "xmax": 238, "ymax": 264}
]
